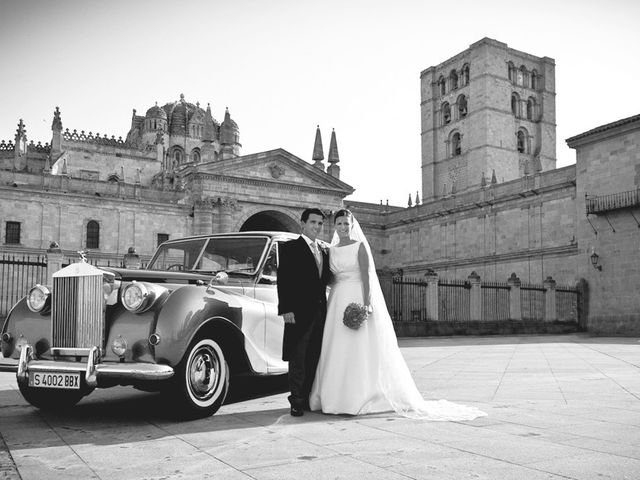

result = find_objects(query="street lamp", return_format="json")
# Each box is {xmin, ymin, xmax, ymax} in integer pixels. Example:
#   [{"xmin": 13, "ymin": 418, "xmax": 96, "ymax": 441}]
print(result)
[{"xmin": 590, "ymin": 251, "xmax": 602, "ymax": 271}]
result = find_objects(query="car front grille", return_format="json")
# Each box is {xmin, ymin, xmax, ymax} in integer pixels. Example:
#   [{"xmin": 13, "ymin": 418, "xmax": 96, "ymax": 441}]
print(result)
[{"xmin": 52, "ymin": 271, "xmax": 105, "ymax": 348}]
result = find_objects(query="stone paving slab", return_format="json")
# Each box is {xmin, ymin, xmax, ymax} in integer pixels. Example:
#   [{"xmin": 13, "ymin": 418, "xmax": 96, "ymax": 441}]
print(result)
[{"xmin": 1, "ymin": 334, "xmax": 639, "ymax": 479}]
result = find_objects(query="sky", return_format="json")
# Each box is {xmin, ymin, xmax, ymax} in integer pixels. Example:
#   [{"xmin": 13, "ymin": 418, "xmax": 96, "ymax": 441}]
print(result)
[{"xmin": 1, "ymin": 0, "xmax": 639, "ymax": 207}]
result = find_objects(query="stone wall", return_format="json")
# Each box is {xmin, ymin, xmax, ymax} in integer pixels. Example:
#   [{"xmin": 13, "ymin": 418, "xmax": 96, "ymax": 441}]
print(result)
[
  {"xmin": 360, "ymin": 166, "xmax": 579, "ymax": 284},
  {"xmin": 0, "ymin": 174, "xmax": 190, "ymax": 256},
  {"xmin": 569, "ymin": 114, "xmax": 640, "ymax": 335}
]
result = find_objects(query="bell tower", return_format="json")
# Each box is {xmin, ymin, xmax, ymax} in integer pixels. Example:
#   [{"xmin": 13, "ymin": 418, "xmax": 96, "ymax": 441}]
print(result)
[{"xmin": 420, "ymin": 38, "xmax": 556, "ymax": 201}]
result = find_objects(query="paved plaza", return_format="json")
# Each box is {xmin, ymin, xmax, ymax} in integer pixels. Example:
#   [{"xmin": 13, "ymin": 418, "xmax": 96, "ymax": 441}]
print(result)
[{"xmin": 1, "ymin": 334, "xmax": 639, "ymax": 479}]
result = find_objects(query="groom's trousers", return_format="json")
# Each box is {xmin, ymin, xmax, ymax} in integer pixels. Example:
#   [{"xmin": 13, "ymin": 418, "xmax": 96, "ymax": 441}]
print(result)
[{"xmin": 287, "ymin": 308, "xmax": 325, "ymax": 410}]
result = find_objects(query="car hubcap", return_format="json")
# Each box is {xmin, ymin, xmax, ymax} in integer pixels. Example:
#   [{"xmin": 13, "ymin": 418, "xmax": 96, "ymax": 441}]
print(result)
[{"xmin": 188, "ymin": 345, "xmax": 220, "ymax": 401}]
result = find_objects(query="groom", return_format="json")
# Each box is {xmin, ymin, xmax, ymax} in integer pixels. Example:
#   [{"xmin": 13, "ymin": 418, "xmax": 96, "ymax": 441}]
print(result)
[{"xmin": 277, "ymin": 208, "xmax": 330, "ymax": 416}]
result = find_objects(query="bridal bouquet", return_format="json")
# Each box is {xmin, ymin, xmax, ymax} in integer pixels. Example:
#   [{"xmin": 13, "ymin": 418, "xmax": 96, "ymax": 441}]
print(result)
[{"xmin": 343, "ymin": 302, "xmax": 369, "ymax": 330}]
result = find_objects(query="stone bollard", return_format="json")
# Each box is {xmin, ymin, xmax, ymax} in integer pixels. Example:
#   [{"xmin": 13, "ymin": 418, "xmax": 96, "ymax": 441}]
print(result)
[
  {"xmin": 543, "ymin": 276, "xmax": 557, "ymax": 322},
  {"xmin": 424, "ymin": 269, "xmax": 439, "ymax": 321},
  {"xmin": 123, "ymin": 247, "xmax": 141, "ymax": 269},
  {"xmin": 507, "ymin": 273, "xmax": 522, "ymax": 321},
  {"xmin": 46, "ymin": 242, "xmax": 63, "ymax": 284},
  {"xmin": 468, "ymin": 271, "xmax": 482, "ymax": 321}
]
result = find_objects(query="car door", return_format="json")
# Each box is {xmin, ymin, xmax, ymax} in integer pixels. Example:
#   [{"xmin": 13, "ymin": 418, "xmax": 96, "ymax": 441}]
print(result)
[{"xmin": 252, "ymin": 242, "xmax": 286, "ymax": 373}]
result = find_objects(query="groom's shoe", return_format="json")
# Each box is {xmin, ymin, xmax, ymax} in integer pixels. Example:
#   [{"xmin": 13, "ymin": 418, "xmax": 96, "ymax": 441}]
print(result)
[{"xmin": 290, "ymin": 406, "xmax": 304, "ymax": 417}]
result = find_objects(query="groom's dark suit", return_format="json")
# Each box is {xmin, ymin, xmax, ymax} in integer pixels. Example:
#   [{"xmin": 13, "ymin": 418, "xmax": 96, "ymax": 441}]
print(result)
[{"xmin": 277, "ymin": 236, "xmax": 330, "ymax": 410}]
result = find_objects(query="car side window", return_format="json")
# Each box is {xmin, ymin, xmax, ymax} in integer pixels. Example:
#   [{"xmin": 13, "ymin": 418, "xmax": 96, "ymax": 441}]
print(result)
[{"xmin": 258, "ymin": 243, "xmax": 278, "ymax": 284}]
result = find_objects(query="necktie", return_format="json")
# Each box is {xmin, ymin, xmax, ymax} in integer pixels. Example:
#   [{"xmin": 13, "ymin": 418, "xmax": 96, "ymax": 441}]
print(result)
[{"xmin": 311, "ymin": 242, "xmax": 322, "ymax": 274}]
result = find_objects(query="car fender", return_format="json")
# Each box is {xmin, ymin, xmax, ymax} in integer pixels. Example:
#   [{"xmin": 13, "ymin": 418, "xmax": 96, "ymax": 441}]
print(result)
[
  {"xmin": 1, "ymin": 297, "xmax": 52, "ymax": 359},
  {"xmin": 153, "ymin": 285, "xmax": 247, "ymax": 367}
]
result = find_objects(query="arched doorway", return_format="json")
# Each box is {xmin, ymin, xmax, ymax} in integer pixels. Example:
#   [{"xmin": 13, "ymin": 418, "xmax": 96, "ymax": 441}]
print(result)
[{"xmin": 240, "ymin": 210, "xmax": 299, "ymax": 232}]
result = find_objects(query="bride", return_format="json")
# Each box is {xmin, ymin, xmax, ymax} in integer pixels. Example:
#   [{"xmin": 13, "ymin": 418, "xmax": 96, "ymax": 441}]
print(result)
[{"xmin": 309, "ymin": 209, "xmax": 486, "ymax": 420}]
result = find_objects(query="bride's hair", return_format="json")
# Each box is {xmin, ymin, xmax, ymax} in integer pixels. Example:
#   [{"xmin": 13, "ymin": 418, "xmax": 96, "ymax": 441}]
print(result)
[{"xmin": 333, "ymin": 208, "xmax": 353, "ymax": 223}]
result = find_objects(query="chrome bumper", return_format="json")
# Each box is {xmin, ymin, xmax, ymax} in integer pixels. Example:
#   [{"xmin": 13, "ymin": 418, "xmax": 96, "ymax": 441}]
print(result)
[{"xmin": 0, "ymin": 345, "xmax": 174, "ymax": 386}]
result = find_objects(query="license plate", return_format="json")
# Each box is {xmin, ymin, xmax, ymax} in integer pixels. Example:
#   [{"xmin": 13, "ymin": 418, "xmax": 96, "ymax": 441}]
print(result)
[{"xmin": 29, "ymin": 372, "xmax": 80, "ymax": 390}]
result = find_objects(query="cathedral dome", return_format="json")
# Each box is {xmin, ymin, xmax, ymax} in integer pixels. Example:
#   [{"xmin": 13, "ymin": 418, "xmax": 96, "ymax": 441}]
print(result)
[
  {"xmin": 162, "ymin": 94, "xmax": 206, "ymax": 136},
  {"xmin": 145, "ymin": 103, "xmax": 167, "ymax": 119}
]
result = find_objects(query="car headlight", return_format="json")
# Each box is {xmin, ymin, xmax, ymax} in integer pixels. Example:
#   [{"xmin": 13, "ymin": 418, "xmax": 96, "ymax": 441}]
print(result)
[
  {"xmin": 121, "ymin": 281, "xmax": 149, "ymax": 312},
  {"xmin": 27, "ymin": 285, "xmax": 51, "ymax": 313},
  {"xmin": 120, "ymin": 281, "xmax": 166, "ymax": 313}
]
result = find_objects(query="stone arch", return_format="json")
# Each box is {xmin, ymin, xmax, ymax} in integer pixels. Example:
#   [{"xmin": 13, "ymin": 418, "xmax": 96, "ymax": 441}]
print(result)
[{"xmin": 234, "ymin": 208, "xmax": 300, "ymax": 233}]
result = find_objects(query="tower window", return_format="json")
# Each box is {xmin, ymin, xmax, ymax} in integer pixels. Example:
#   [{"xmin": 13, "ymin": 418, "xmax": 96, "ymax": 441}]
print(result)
[
  {"xmin": 191, "ymin": 149, "xmax": 201, "ymax": 163},
  {"xmin": 438, "ymin": 76, "xmax": 446, "ymax": 96},
  {"xmin": 507, "ymin": 62, "xmax": 516, "ymax": 82},
  {"xmin": 517, "ymin": 131, "xmax": 525, "ymax": 153},
  {"xmin": 527, "ymin": 97, "xmax": 536, "ymax": 120},
  {"xmin": 450, "ymin": 69, "xmax": 458, "ymax": 90},
  {"xmin": 457, "ymin": 95, "xmax": 468, "ymax": 118},
  {"xmin": 461, "ymin": 64, "xmax": 470, "ymax": 86},
  {"xmin": 86, "ymin": 220, "xmax": 100, "ymax": 249},
  {"xmin": 511, "ymin": 93, "xmax": 520, "ymax": 117},
  {"xmin": 452, "ymin": 132, "xmax": 461, "ymax": 156},
  {"xmin": 520, "ymin": 66, "xmax": 529, "ymax": 88},
  {"xmin": 442, "ymin": 102, "xmax": 451, "ymax": 125},
  {"xmin": 531, "ymin": 70, "xmax": 538, "ymax": 90},
  {"xmin": 516, "ymin": 129, "xmax": 530, "ymax": 154},
  {"xmin": 5, "ymin": 221, "xmax": 20, "ymax": 244}
]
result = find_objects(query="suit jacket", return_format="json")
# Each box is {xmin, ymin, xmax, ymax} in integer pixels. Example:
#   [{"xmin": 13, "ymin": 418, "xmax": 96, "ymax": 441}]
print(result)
[{"xmin": 277, "ymin": 236, "xmax": 330, "ymax": 360}]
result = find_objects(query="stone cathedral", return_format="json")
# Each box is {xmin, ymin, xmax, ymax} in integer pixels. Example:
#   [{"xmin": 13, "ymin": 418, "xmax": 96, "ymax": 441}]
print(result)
[{"xmin": 1, "ymin": 38, "xmax": 639, "ymax": 334}]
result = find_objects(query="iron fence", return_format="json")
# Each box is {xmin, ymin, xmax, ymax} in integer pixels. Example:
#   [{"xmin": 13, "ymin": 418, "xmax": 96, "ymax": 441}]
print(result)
[
  {"xmin": 521, "ymin": 283, "xmax": 545, "ymax": 321},
  {"xmin": 382, "ymin": 274, "xmax": 580, "ymax": 325},
  {"xmin": 0, "ymin": 254, "xmax": 47, "ymax": 319},
  {"xmin": 439, "ymin": 279, "xmax": 470, "ymax": 322},
  {"xmin": 482, "ymin": 281, "xmax": 510, "ymax": 321},
  {"xmin": 556, "ymin": 285, "xmax": 578, "ymax": 322}
]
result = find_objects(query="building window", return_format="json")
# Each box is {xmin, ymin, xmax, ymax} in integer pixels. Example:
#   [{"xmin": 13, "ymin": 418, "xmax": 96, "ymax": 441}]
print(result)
[
  {"xmin": 526, "ymin": 97, "xmax": 536, "ymax": 120},
  {"xmin": 191, "ymin": 149, "xmax": 201, "ymax": 163},
  {"xmin": 516, "ymin": 129, "xmax": 530, "ymax": 154},
  {"xmin": 450, "ymin": 69, "xmax": 458, "ymax": 90},
  {"xmin": 157, "ymin": 233, "xmax": 169, "ymax": 247},
  {"xmin": 87, "ymin": 220, "xmax": 100, "ymax": 249},
  {"xmin": 507, "ymin": 62, "xmax": 515, "ymax": 82},
  {"xmin": 521, "ymin": 66, "xmax": 530, "ymax": 88},
  {"xmin": 5, "ymin": 221, "xmax": 20, "ymax": 244},
  {"xmin": 438, "ymin": 76, "xmax": 446, "ymax": 96},
  {"xmin": 461, "ymin": 64, "xmax": 470, "ymax": 86},
  {"xmin": 511, "ymin": 93, "xmax": 520, "ymax": 117},
  {"xmin": 457, "ymin": 94, "xmax": 468, "ymax": 118},
  {"xmin": 531, "ymin": 70, "xmax": 538, "ymax": 90},
  {"xmin": 442, "ymin": 102, "xmax": 451, "ymax": 125},
  {"xmin": 452, "ymin": 132, "xmax": 462, "ymax": 156},
  {"xmin": 170, "ymin": 146, "xmax": 185, "ymax": 168}
]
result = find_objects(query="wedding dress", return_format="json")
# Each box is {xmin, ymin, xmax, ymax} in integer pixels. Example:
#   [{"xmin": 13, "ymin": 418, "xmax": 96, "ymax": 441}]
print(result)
[{"xmin": 309, "ymin": 220, "xmax": 486, "ymax": 421}]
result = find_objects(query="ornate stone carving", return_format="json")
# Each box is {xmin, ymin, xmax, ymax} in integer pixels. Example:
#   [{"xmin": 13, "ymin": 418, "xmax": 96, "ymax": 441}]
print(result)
[{"xmin": 269, "ymin": 163, "xmax": 285, "ymax": 179}]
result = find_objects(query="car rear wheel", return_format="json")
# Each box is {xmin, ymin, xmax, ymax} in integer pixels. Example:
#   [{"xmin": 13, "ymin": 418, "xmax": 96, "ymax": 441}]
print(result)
[
  {"xmin": 169, "ymin": 337, "xmax": 230, "ymax": 418},
  {"xmin": 18, "ymin": 382, "xmax": 85, "ymax": 410}
]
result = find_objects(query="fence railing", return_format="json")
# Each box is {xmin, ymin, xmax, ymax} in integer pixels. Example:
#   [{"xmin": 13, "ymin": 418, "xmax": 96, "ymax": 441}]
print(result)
[
  {"xmin": 380, "ymin": 271, "xmax": 580, "ymax": 325},
  {"xmin": 586, "ymin": 189, "xmax": 640, "ymax": 214},
  {"xmin": 0, "ymin": 254, "xmax": 47, "ymax": 319},
  {"xmin": 481, "ymin": 282, "xmax": 510, "ymax": 321}
]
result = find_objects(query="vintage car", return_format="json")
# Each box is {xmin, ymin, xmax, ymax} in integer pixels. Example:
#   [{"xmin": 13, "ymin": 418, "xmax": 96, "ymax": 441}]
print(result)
[{"xmin": 0, "ymin": 231, "xmax": 296, "ymax": 418}]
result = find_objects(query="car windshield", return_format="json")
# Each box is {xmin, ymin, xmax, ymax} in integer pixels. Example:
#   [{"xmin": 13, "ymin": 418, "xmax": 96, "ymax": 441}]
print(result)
[{"xmin": 147, "ymin": 236, "xmax": 269, "ymax": 275}]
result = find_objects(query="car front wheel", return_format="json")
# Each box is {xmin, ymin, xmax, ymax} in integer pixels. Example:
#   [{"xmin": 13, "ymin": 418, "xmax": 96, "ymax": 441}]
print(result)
[{"xmin": 170, "ymin": 337, "xmax": 230, "ymax": 418}]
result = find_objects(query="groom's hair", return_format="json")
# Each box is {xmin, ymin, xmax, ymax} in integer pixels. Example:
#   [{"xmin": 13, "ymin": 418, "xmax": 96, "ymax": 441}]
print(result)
[
  {"xmin": 301, "ymin": 208, "xmax": 325, "ymax": 223},
  {"xmin": 334, "ymin": 209, "xmax": 353, "ymax": 223}
]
